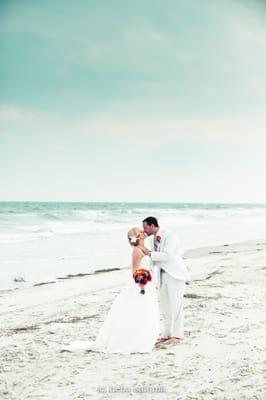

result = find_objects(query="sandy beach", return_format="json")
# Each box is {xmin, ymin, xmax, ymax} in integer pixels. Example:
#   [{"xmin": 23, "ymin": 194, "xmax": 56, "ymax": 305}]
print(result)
[{"xmin": 0, "ymin": 239, "xmax": 265, "ymax": 400}]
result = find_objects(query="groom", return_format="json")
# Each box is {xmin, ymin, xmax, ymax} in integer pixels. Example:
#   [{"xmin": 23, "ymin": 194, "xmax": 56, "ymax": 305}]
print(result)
[{"xmin": 141, "ymin": 216, "xmax": 190, "ymax": 346}]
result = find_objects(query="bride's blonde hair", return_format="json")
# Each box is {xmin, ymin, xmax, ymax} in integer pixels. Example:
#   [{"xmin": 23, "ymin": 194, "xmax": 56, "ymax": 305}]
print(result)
[{"xmin": 127, "ymin": 227, "xmax": 141, "ymax": 247}]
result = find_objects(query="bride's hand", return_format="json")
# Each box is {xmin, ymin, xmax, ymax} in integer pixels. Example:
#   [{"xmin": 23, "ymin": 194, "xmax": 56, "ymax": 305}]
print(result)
[{"xmin": 138, "ymin": 245, "xmax": 150, "ymax": 255}]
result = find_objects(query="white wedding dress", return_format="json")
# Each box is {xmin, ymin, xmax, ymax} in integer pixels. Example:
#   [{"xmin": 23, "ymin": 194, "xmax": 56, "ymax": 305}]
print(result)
[{"xmin": 61, "ymin": 255, "xmax": 160, "ymax": 354}]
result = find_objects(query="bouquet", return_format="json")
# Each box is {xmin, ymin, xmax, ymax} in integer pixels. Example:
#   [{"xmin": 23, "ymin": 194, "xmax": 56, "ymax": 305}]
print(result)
[{"xmin": 133, "ymin": 268, "xmax": 152, "ymax": 294}]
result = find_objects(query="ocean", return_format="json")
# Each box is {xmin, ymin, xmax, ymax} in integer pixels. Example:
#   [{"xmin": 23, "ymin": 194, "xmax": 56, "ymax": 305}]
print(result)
[{"xmin": 1, "ymin": 201, "xmax": 266, "ymax": 290}]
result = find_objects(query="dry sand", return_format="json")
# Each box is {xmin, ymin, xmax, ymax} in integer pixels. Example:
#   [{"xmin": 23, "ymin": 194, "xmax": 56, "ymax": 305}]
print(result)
[{"xmin": 0, "ymin": 239, "xmax": 265, "ymax": 400}]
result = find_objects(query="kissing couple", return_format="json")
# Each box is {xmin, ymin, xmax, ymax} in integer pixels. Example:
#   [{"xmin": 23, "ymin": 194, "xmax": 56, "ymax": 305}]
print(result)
[{"xmin": 62, "ymin": 216, "xmax": 190, "ymax": 354}]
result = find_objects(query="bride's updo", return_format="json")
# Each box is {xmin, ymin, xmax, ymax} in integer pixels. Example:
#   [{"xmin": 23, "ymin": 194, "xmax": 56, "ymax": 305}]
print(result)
[{"xmin": 127, "ymin": 227, "xmax": 141, "ymax": 247}]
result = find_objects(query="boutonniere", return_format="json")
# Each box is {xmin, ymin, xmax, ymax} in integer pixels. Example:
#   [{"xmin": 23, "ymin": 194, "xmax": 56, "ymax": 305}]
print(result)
[{"xmin": 155, "ymin": 235, "xmax": 161, "ymax": 242}]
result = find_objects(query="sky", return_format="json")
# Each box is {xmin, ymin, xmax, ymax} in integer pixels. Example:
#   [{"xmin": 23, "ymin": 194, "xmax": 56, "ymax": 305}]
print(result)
[{"xmin": 0, "ymin": 0, "xmax": 266, "ymax": 202}]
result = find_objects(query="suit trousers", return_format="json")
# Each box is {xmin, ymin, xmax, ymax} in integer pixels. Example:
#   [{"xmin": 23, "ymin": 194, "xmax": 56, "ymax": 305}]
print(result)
[{"xmin": 158, "ymin": 270, "xmax": 185, "ymax": 339}]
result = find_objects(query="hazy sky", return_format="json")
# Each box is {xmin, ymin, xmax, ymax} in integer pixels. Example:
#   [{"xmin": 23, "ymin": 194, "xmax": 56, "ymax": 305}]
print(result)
[{"xmin": 0, "ymin": 0, "xmax": 266, "ymax": 202}]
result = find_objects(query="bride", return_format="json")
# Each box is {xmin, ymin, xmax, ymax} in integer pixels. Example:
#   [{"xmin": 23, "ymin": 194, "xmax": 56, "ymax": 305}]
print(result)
[{"xmin": 61, "ymin": 227, "xmax": 160, "ymax": 354}]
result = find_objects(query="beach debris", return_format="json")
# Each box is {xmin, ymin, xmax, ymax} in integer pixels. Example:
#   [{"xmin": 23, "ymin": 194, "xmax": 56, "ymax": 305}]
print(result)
[
  {"xmin": 205, "ymin": 270, "xmax": 223, "ymax": 279},
  {"xmin": 7, "ymin": 314, "xmax": 99, "ymax": 335},
  {"xmin": 192, "ymin": 270, "xmax": 224, "ymax": 282},
  {"xmin": 33, "ymin": 281, "xmax": 56, "ymax": 286},
  {"xmin": 13, "ymin": 276, "xmax": 26, "ymax": 282},
  {"xmin": 184, "ymin": 293, "xmax": 222, "ymax": 300},
  {"xmin": 44, "ymin": 314, "xmax": 98, "ymax": 324},
  {"xmin": 56, "ymin": 268, "xmax": 121, "ymax": 280},
  {"xmin": 94, "ymin": 268, "xmax": 121, "ymax": 274},
  {"xmin": 8, "ymin": 324, "xmax": 39, "ymax": 334}
]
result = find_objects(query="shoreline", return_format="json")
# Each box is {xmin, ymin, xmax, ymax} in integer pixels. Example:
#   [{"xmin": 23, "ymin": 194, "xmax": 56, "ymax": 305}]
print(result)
[{"xmin": 2, "ymin": 237, "xmax": 266, "ymax": 293}]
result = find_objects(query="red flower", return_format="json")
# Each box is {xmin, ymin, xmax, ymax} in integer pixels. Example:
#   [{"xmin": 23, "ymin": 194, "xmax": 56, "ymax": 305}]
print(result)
[
  {"xmin": 155, "ymin": 235, "xmax": 161, "ymax": 242},
  {"xmin": 133, "ymin": 268, "xmax": 152, "ymax": 294}
]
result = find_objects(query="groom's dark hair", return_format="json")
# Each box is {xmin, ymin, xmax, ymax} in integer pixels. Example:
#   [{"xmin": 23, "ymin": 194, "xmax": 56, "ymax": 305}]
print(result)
[{"xmin": 142, "ymin": 216, "xmax": 159, "ymax": 227}]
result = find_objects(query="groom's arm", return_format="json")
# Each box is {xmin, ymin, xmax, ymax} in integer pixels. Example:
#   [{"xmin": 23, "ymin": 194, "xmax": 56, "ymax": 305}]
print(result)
[{"xmin": 149, "ymin": 233, "xmax": 177, "ymax": 262}]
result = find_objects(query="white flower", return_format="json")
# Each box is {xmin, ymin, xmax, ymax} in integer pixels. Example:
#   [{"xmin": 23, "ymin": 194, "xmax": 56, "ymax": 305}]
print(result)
[{"xmin": 130, "ymin": 235, "xmax": 138, "ymax": 243}]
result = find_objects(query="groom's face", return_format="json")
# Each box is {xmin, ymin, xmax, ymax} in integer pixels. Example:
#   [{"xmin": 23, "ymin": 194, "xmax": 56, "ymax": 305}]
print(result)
[{"xmin": 142, "ymin": 222, "xmax": 156, "ymax": 236}]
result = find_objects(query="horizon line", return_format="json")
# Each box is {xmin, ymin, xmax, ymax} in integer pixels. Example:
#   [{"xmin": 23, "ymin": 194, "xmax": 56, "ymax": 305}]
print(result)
[{"xmin": 0, "ymin": 200, "xmax": 266, "ymax": 205}]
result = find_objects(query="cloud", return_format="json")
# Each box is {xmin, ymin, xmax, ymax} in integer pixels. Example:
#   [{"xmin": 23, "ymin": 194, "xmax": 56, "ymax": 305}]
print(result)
[
  {"xmin": 1, "ymin": 101, "xmax": 265, "ymax": 148},
  {"xmin": 0, "ymin": 105, "xmax": 36, "ymax": 121},
  {"xmin": 1, "ymin": 0, "xmax": 266, "ymax": 121}
]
